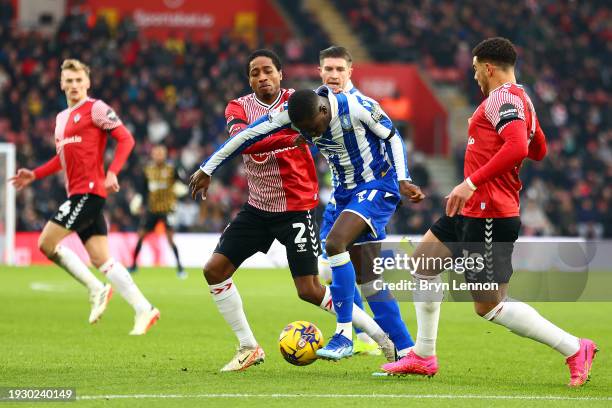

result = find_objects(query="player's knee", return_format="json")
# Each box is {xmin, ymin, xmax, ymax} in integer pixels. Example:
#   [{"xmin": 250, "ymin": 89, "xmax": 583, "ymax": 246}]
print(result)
[
  {"xmin": 37, "ymin": 236, "xmax": 56, "ymax": 259},
  {"xmin": 474, "ymin": 302, "xmax": 497, "ymax": 317},
  {"xmin": 89, "ymin": 255, "xmax": 106, "ymax": 269},
  {"xmin": 296, "ymin": 285, "xmax": 320, "ymax": 305},
  {"xmin": 324, "ymin": 237, "xmax": 345, "ymax": 257},
  {"xmin": 203, "ymin": 257, "xmax": 232, "ymax": 284}
]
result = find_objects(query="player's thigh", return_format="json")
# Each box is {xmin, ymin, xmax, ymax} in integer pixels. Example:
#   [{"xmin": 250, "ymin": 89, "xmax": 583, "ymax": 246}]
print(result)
[
  {"xmin": 319, "ymin": 201, "xmax": 336, "ymax": 256},
  {"xmin": 213, "ymin": 206, "xmax": 273, "ymax": 271},
  {"xmin": 270, "ymin": 209, "xmax": 320, "ymax": 278},
  {"xmin": 412, "ymin": 229, "xmax": 455, "ymax": 277},
  {"xmin": 332, "ymin": 187, "xmax": 400, "ymax": 250},
  {"xmin": 38, "ymin": 221, "xmax": 73, "ymax": 255},
  {"xmin": 79, "ymin": 211, "xmax": 110, "ymax": 268},
  {"xmin": 325, "ymin": 211, "xmax": 370, "ymax": 255}
]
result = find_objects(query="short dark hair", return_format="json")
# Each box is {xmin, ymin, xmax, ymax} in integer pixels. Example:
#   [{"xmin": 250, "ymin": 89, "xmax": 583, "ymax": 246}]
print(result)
[
  {"xmin": 245, "ymin": 49, "xmax": 282, "ymax": 77},
  {"xmin": 288, "ymin": 90, "xmax": 320, "ymax": 125},
  {"xmin": 472, "ymin": 37, "xmax": 517, "ymax": 68},
  {"xmin": 319, "ymin": 45, "xmax": 353, "ymax": 65}
]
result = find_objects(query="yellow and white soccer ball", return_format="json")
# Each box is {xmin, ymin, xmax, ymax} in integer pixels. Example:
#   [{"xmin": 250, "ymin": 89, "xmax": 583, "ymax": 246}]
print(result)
[{"xmin": 278, "ymin": 321, "xmax": 324, "ymax": 366}]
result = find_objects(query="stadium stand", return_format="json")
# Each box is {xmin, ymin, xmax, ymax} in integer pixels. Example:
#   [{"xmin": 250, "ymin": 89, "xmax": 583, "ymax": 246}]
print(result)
[{"xmin": 1, "ymin": 1, "xmax": 610, "ymax": 238}]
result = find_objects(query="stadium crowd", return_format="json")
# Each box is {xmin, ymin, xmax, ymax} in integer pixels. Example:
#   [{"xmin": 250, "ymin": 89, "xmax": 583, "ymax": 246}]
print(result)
[
  {"xmin": 1, "ymin": 1, "xmax": 610, "ymax": 238},
  {"xmin": 335, "ymin": 0, "xmax": 611, "ymax": 238}
]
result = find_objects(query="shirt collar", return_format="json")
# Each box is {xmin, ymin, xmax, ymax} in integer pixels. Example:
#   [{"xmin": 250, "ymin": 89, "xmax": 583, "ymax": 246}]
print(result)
[
  {"xmin": 316, "ymin": 85, "xmax": 339, "ymax": 121},
  {"xmin": 344, "ymin": 80, "xmax": 356, "ymax": 93},
  {"xmin": 253, "ymin": 89, "xmax": 283, "ymax": 109}
]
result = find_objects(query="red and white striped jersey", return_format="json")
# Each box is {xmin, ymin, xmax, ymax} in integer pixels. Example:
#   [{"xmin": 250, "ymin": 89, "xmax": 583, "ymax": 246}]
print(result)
[{"xmin": 224, "ymin": 89, "xmax": 318, "ymax": 212}]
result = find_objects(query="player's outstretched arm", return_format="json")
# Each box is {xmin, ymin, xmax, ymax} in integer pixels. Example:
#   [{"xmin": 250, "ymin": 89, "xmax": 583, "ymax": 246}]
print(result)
[
  {"xmin": 200, "ymin": 110, "xmax": 292, "ymax": 176},
  {"xmin": 9, "ymin": 168, "xmax": 35, "ymax": 190},
  {"xmin": 10, "ymin": 155, "xmax": 63, "ymax": 190}
]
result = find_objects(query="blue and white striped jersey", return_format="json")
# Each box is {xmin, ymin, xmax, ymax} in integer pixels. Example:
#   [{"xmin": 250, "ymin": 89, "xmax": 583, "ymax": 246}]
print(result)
[{"xmin": 201, "ymin": 85, "xmax": 411, "ymax": 190}]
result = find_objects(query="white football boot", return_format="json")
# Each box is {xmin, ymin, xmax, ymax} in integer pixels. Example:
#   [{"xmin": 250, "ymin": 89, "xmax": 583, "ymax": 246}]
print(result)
[
  {"xmin": 129, "ymin": 307, "xmax": 160, "ymax": 335},
  {"xmin": 89, "ymin": 284, "xmax": 113, "ymax": 324}
]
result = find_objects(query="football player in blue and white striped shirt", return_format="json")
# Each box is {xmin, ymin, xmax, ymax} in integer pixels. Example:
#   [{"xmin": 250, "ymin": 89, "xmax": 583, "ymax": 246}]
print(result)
[
  {"xmin": 191, "ymin": 86, "xmax": 424, "ymax": 360},
  {"xmin": 317, "ymin": 46, "xmax": 416, "ymax": 360}
]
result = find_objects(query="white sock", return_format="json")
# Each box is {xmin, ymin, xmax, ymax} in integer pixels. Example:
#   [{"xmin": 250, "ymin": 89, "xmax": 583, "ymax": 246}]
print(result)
[
  {"xmin": 319, "ymin": 285, "xmax": 383, "ymax": 343},
  {"xmin": 413, "ymin": 274, "xmax": 443, "ymax": 357},
  {"xmin": 397, "ymin": 347, "xmax": 412, "ymax": 358},
  {"xmin": 52, "ymin": 245, "xmax": 104, "ymax": 293},
  {"xmin": 318, "ymin": 255, "xmax": 332, "ymax": 283},
  {"xmin": 484, "ymin": 299, "xmax": 581, "ymax": 357},
  {"xmin": 100, "ymin": 258, "xmax": 151, "ymax": 314},
  {"xmin": 209, "ymin": 278, "xmax": 257, "ymax": 348},
  {"xmin": 336, "ymin": 322, "xmax": 352, "ymax": 340}
]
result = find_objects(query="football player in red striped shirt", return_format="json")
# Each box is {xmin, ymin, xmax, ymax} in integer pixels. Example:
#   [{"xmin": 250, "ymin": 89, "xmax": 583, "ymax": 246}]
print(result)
[
  {"xmin": 196, "ymin": 50, "xmax": 394, "ymax": 371},
  {"xmin": 382, "ymin": 38, "xmax": 597, "ymax": 386},
  {"xmin": 10, "ymin": 59, "xmax": 159, "ymax": 335}
]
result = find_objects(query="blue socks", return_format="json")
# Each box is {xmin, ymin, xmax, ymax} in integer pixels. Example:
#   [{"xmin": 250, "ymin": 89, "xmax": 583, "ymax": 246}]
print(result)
[{"xmin": 329, "ymin": 252, "xmax": 355, "ymax": 325}]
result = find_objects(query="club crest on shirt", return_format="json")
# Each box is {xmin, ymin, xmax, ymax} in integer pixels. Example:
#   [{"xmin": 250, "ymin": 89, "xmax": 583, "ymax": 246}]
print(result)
[
  {"xmin": 73, "ymin": 113, "xmax": 81, "ymax": 123},
  {"xmin": 370, "ymin": 103, "xmax": 383, "ymax": 122},
  {"xmin": 340, "ymin": 114, "xmax": 353, "ymax": 131},
  {"xmin": 106, "ymin": 108, "xmax": 119, "ymax": 122}
]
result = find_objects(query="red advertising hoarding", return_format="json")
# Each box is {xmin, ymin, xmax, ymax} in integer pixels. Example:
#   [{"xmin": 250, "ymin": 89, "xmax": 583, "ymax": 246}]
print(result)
[
  {"xmin": 285, "ymin": 63, "xmax": 448, "ymax": 155},
  {"xmin": 68, "ymin": 0, "xmax": 289, "ymax": 41}
]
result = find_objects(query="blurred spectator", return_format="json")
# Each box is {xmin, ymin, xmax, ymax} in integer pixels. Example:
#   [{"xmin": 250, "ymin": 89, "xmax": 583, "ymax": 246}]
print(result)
[{"xmin": 1, "ymin": 2, "xmax": 609, "ymax": 238}]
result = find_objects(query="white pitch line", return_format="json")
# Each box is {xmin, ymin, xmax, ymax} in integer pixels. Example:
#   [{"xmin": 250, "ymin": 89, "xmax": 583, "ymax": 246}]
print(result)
[{"xmin": 77, "ymin": 393, "xmax": 612, "ymax": 401}]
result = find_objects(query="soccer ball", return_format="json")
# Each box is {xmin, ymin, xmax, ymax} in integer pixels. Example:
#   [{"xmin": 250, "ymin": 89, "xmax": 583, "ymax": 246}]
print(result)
[{"xmin": 278, "ymin": 321, "xmax": 324, "ymax": 366}]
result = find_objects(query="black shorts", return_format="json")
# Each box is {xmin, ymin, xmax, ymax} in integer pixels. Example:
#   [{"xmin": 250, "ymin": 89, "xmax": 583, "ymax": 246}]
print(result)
[
  {"xmin": 430, "ymin": 215, "xmax": 521, "ymax": 284},
  {"xmin": 51, "ymin": 194, "xmax": 107, "ymax": 243},
  {"xmin": 215, "ymin": 204, "xmax": 321, "ymax": 277},
  {"xmin": 140, "ymin": 211, "xmax": 176, "ymax": 232}
]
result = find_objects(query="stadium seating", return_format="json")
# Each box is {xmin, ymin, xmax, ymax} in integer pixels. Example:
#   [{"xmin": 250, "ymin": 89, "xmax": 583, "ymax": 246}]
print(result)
[{"xmin": 0, "ymin": 1, "xmax": 610, "ymax": 237}]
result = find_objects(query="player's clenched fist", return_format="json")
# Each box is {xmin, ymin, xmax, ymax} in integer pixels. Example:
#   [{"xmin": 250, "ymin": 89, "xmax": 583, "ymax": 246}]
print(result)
[
  {"xmin": 189, "ymin": 169, "xmax": 211, "ymax": 200},
  {"xmin": 399, "ymin": 180, "xmax": 425, "ymax": 203}
]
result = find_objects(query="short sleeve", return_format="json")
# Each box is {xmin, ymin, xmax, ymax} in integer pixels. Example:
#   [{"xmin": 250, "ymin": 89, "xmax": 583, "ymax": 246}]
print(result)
[{"xmin": 91, "ymin": 100, "xmax": 123, "ymax": 130}]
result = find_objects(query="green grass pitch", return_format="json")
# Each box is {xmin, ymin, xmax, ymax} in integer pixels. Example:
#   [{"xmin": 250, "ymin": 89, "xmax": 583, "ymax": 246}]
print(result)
[{"xmin": 0, "ymin": 266, "xmax": 610, "ymax": 407}]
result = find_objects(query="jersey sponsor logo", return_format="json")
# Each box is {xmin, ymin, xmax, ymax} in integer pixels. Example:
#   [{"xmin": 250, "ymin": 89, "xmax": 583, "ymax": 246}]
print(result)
[
  {"xmin": 106, "ymin": 108, "xmax": 119, "ymax": 122},
  {"xmin": 57, "ymin": 135, "xmax": 83, "ymax": 148},
  {"xmin": 340, "ymin": 114, "xmax": 353, "ymax": 131},
  {"xmin": 313, "ymin": 135, "xmax": 344, "ymax": 155},
  {"xmin": 499, "ymin": 103, "xmax": 519, "ymax": 120},
  {"xmin": 370, "ymin": 103, "xmax": 383, "ymax": 122}
]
